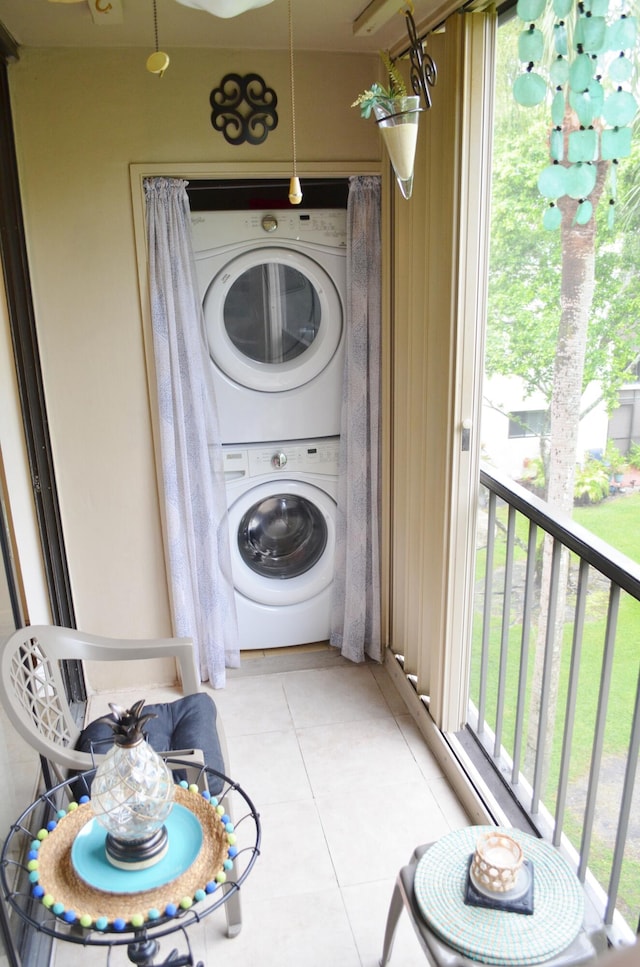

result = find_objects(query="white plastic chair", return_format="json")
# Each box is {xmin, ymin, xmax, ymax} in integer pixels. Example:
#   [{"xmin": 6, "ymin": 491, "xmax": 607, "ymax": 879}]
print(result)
[{"xmin": 0, "ymin": 624, "xmax": 242, "ymax": 937}]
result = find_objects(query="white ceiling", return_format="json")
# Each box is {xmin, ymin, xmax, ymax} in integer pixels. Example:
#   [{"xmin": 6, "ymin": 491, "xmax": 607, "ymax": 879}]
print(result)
[{"xmin": 0, "ymin": 0, "xmax": 453, "ymax": 54}]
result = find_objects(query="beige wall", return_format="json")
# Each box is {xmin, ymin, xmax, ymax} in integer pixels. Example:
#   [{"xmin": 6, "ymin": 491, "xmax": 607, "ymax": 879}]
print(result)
[
  {"xmin": 5, "ymin": 46, "xmax": 380, "ymax": 637},
  {"xmin": 388, "ymin": 12, "xmax": 492, "ymax": 731}
]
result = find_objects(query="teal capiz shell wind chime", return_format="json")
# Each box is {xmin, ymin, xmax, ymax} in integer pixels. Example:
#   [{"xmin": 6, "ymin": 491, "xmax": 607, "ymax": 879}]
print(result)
[{"xmin": 513, "ymin": 0, "xmax": 638, "ymax": 229}]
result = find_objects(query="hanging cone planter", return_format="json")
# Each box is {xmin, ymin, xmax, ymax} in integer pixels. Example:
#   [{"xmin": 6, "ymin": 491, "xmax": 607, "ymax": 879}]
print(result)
[
  {"xmin": 352, "ymin": 29, "xmax": 436, "ymax": 202},
  {"xmin": 373, "ymin": 95, "xmax": 422, "ymax": 200}
]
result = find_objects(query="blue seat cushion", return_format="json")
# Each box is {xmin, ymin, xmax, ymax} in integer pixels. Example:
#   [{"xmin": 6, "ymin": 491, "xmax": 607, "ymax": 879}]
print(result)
[{"xmin": 76, "ymin": 692, "xmax": 225, "ymax": 794}]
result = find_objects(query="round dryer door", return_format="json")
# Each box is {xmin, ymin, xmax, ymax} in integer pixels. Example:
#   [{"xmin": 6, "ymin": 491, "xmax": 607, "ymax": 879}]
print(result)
[
  {"xmin": 203, "ymin": 248, "xmax": 343, "ymax": 393},
  {"xmin": 228, "ymin": 480, "xmax": 336, "ymax": 606}
]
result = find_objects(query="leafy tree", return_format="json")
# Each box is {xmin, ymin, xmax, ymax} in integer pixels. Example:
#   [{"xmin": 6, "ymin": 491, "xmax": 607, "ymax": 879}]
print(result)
[{"xmin": 487, "ymin": 17, "xmax": 640, "ymax": 433}]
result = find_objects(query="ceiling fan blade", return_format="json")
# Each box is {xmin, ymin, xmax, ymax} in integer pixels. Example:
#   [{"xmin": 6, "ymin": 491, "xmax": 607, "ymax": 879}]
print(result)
[{"xmin": 174, "ymin": 0, "xmax": 276, "ymax": 17}]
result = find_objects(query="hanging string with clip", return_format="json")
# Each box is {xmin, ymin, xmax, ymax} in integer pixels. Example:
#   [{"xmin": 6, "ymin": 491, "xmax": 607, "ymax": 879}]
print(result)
[
  {"xmin": 288, "ymin": 0, "xmax": 303, "ymax": 205},
  {"xmin": 146, "ymin": 0, "xmax": 170, "ymax": 77}
]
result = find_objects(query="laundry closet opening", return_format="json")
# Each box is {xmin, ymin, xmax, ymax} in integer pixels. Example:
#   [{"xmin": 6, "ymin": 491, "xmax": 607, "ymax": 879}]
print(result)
[
  {"xmin": 186, "ymin": 177, "xmax": 348, "ymax": 211},
  {"xmin": 186, "ymin": 177, "xmax": 349, "ymax": 652}
]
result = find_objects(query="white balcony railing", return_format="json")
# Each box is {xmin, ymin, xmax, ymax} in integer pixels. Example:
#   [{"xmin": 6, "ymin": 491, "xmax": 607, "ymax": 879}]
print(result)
[{"xmin": 468, "ymin": 465, "xmax": 640, "ymax": 943}]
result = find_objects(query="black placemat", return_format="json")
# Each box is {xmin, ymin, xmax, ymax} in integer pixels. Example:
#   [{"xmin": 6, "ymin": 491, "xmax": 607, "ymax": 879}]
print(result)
[{"xmin": 464, "ymin": 855, "xmax": 534, "ymax": 915}]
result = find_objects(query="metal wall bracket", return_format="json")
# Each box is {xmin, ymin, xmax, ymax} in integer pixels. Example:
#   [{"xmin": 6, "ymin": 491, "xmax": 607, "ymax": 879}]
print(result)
[
  {"xmin": 209, "ymin": 73, "xmax": 278, "ymax": 146},
  {"xmin": 405, "ymin": 9, "xmax": 437, "ymax": 110}
]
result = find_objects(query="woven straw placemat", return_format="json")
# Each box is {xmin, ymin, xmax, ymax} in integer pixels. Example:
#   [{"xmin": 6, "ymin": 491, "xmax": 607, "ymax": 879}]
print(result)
[
  {"xmin": 414, "ymin": 826, "xmax": 584, "ymax": 966},
  {"xmin": 36, "ymin": 786, "xmax": 229, "ymax": 926}
]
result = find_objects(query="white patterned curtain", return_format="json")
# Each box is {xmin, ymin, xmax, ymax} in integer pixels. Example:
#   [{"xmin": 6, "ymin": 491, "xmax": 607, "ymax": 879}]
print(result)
[
  {"xmin": 144, "ymin": 177, "xmax": 239, "ymax": 687},
  {"xmin": 330, "ymin": 175, "xmax": 382, "ymax": 663}
]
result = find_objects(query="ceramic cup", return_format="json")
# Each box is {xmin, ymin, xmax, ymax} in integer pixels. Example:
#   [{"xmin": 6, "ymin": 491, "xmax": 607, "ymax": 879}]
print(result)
[{"xmin": 471, "ymin": 831, "xmax": 524, "ymax": 893}]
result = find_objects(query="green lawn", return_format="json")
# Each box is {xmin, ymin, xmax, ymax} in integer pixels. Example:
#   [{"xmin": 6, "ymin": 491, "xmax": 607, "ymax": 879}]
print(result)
[
  {"xmin": 574, "ymin": 491, "xmax": 640, "ymax": 565},
  {"xmin": 471, "ymin": 490, "xmax": 640, "ymax": 927}
]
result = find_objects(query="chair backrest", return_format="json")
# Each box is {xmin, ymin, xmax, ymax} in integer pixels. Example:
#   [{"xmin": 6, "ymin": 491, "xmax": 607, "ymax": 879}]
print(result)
[{"xmin": 0, "ymin": 625, "xmax": 202, "ymax": 777}]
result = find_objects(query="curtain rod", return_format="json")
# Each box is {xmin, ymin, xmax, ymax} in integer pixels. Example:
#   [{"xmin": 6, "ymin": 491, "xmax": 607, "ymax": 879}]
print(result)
[
  {"xmin": 186, "ymin": 178, "xmax": 348, "ymax": 191},
  {"xmin": 395, "ymin": 0, "xmax": 493, "ymax": 57}
]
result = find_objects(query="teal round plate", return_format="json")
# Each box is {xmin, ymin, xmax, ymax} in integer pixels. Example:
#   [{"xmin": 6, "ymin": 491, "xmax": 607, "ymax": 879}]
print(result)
[
  {"xmin": 414, "ymin": 826, "xmax": 584, "ymax": 966},
  {"xmin": 71, "ymin": 804, "xmax": 203, "ymax": 894}
]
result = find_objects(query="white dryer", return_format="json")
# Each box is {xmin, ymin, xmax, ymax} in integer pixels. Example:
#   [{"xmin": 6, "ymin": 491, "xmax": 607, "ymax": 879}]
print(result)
[
  {"xmin": 221, "ymin": 437, "xmax": 339, "ymax": 650},
  {"xmin": 191, "ymin": 209, "xmax": 347, "ymax": 445}
]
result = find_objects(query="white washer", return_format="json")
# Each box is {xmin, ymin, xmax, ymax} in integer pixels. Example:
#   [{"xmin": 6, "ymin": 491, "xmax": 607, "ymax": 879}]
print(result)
[
  {"xmin": 222, "ymin": 437, "xmax": 339, "ymax": 650},
  {"xmin": 191, "ymin": 209, "xmax": 347, "ymax": 444}
]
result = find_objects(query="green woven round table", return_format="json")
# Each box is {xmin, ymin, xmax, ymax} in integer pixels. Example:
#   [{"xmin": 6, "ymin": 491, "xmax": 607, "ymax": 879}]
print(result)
[{"xmin": 413, "ymin": 826, "xmax": 584, "ymax": 966}]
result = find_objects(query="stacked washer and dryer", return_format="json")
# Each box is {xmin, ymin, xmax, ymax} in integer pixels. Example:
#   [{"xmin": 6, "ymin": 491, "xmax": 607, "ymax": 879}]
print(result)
[{"xmin": 191, "ymin": 208, "xmax": 347, "ymax": 650}]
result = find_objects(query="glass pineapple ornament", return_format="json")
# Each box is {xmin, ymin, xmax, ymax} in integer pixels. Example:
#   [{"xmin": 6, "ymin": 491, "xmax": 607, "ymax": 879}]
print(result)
[{"xmin": 91, "ymin": 699, "xmax": 175, "ymax": 870}]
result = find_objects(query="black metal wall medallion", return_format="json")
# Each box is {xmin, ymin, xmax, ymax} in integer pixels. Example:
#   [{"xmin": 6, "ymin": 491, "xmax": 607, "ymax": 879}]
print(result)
[{"xmin": 209, "ymin": 73, "xmax": 278, "ymax": 145}]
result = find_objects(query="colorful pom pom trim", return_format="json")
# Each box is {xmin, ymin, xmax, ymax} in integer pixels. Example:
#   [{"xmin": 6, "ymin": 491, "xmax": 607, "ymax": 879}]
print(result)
[{"xmin": 32, "ymin": 784, "xmax": 237, "ymax": 933}]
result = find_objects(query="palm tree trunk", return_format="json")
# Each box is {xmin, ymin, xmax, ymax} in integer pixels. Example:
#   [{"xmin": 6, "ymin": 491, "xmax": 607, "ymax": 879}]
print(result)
[{"xmin": 525, "ymin": 129, "xmax": 608, "ymax": 793}]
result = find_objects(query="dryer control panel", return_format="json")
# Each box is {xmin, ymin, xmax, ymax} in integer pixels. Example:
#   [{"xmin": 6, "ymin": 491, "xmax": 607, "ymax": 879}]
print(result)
[
  {"xmin": 222, "ymin": 438, "xmax": 340, "ymax": 480},
  {"xmin": 191, "ymin": 208, "xmax": 347, "ymax": 251}
]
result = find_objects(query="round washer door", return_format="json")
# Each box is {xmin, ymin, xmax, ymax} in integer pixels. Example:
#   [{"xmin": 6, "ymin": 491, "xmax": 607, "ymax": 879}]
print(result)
[
  {"xmin": 203, "ymin": 247, "xmax": 343, "ymax": 393},
  {"xmin": 228, "ymin": 480, "xmax": 336, "ymax": 606}
]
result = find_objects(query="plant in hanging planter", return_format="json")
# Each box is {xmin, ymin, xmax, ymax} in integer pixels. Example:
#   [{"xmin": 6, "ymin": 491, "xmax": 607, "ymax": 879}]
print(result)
[
  {"xmin": 352, "ymin": 51, "xmax": 421, "ymax": 200},
  {"xmin": 352, "ymin": 51, "xmax": 409, "ymax": 118}
]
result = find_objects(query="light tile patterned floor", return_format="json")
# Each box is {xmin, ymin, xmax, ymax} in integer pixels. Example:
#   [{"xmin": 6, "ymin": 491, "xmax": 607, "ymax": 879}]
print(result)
[{"xmin": 3, "ymin": 651, "xmax": 471, "ymax": 967}]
